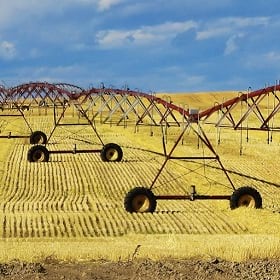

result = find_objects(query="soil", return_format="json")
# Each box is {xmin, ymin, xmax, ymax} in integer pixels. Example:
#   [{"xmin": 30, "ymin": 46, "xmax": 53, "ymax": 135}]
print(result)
[{"xmin": 0, "ymin": 258, "xmax": 279, "ymax": 280}]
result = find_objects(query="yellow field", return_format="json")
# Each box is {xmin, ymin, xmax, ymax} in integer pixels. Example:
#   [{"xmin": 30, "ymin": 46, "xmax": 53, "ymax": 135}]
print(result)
[{"xmin": 0, "ymin": 91, "xmax": 280, "ymax": 262}]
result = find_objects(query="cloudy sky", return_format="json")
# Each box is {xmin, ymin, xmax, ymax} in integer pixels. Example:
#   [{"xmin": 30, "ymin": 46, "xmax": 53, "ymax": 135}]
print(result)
[{"xmin": 0, "ymin": 0, "xmax": 279, "ymax": 92}]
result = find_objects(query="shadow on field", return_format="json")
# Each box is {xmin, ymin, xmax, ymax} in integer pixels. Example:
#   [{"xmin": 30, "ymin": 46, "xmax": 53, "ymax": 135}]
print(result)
[
  {"xmin": 125, "ymin": 146, "xmax": 280, "ymax": 188},
  {"xmin": 189, "ymin": 161, "xmax": 280, "ymax": 189}
]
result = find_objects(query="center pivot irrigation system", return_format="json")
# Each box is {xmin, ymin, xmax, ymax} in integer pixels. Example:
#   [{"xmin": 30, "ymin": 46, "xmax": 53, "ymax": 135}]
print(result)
[
  {"xmin": 1, "ymin": 82, "xmax": 123, "ymax": 163},
  {"xmin": 124, "ymin": 82, "xmax": 280, "ymax": 213},
  {"xmin": 0, "ymin": 84, "xmax": 47, "ymax": 144},
  {"xmin": 124, "ymin": 110, "xmax": 262, "ymax": 213},
  {"xmin": 2, "ymin": 81, "xmax": 280, "ymax": 212}
]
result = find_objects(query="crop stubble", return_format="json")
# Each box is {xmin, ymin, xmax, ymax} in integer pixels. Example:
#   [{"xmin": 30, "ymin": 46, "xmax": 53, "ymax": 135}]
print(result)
[{"xmin": 0, "ymin": 118, "xmax": 279, "ymax": 240}]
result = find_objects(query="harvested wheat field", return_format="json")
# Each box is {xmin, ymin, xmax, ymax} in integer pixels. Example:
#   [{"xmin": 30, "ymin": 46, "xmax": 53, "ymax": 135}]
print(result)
[{"xmin": 0, "ymin": 90, "xmax": 280, "ymax": 279}]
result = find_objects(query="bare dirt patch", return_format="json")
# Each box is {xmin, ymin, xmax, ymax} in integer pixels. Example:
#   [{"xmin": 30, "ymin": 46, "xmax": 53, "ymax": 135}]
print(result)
[{"xmin": 0, "ymin": 258, "xmax": 279, "ymax": 280}]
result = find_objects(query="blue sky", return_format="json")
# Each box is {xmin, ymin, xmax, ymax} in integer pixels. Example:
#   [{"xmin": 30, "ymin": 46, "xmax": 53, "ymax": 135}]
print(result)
[{"xmin": 0, "ymin": 0, "xmax": 279, "ymax": 92}]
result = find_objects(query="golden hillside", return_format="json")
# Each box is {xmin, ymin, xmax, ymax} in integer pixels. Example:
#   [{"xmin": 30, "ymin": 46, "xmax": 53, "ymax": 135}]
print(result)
[{"xmin": 157, "ymin": 91, "xmax": 238, "ymax": 110}]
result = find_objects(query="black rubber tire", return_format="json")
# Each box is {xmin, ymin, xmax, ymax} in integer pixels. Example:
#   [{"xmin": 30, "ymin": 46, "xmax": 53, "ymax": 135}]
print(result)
[
  {"xmin": 100, "ymin": 143, "xmax": 123, "ymax": 162},
  {"xmin": 230, "ymin": 186, "xmax": 262, "ymax": 209},
  {"xmin": 27, "ymin": 145, "xmax": 50, "ymax": 162},
  {"xmin": 30, "ymin": 131, "xmax": 47, "ymax": 144},
  {"xmin": 124, "ymin": 187, "xmax": 157, "ymax": 213}
]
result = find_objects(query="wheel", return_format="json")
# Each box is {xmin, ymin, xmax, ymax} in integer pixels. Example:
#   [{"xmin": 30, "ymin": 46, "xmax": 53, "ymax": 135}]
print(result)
[
  {"xmin": 230, "ymin": 186, "xmax": 262, "ymax": 209},
  {"xmin": 100, "ymin": 143, "xmax": 123, "ymax": 162},
  {"xmin": 27, "ymin": 145, "xmax": 50, "ymax": 162},
  {"xmin": 30, "ymin": 131, "xmax": 47, "ymax": 144},
  {"xmin": 124, "ymin": 187, "xmax": 157, "ymax": 213}
]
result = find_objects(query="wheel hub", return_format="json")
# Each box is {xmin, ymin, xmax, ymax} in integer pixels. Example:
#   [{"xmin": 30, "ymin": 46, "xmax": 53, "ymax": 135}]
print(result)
[
  {"xmin": 33, "ymin": 150, "xmax": 45, "ymax": 162},
  {"xmin": 132, "ymin": 195, "xmax": 151, "ymax": 212},
  {"xmin": 238, "ymin": 194, "xmax": 256, "ymax": 208},
  {"xmin": 34, "ymin": 135, "xmax": 44, "ymax": 144},
  {"xmin": 106, "ymin": 148, "xmax": 118, "ymax": 161}
]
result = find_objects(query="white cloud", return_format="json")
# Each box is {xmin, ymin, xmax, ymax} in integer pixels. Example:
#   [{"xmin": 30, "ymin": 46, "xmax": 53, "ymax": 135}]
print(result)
[
  {"xmin": 221, "ymin": 16, "xmax": 269, "ymax": 28},
  {"xmin": 96, "ymin": 0, "xmax": 124, "ymax": 11},
  {"xmin": 96, "ymin": 21, "xmax": 198, "ymax": 48},
  {"xmin": 0, "ymin": 1, "xmax": 58, "ymax": 27},
  {"xmin": 196, "ymin": 27, "xmax": 231, "ymax": 40},
  {"xmin": 74, "ymin": 0, "xmax": 125, "ymax": 10},
  {"xmin": 0, "ymin": 41, "xmax": 16, "ymax": 60},
  {"xmin": 244, "ymin": 51, "xmax": 280, "ymax": 71},
  {"xmin": 0, "ymin": 0, "xmax": 121, "ymax": 28},
  {"xmin": 265, "ymin": 51, "xmax": 280, "ymax": 61},
  {"xmin": 196, "ymin": 16, "xmax": 269, "ymax": 40},
  {"xmin": 224, "ymin": 34, "xmax": 244, "ymax": 55}
]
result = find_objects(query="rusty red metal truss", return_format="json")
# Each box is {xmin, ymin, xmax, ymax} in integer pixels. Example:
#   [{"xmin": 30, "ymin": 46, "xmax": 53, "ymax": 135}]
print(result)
[{"xmin": 1, "ymin": 81, "xmax": 280, "ymax": 132}]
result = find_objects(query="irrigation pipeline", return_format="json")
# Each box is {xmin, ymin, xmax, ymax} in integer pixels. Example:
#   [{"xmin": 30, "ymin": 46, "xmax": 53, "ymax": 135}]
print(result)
[
  {"xmin": 2, "ymin": 81, "xmax": 278, "ymax": 192},
  {"xmin": 198, "ymin": 84, "xmax": 280, "ymax": 130},
  {"xmin": 199, "ymin": 85, "xmax": 280, "ymax": 119},
  {"xmin": 1, "ymin": 81, "xmax": 280, "ymax": 130}
]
